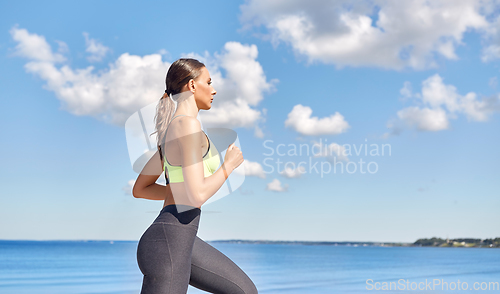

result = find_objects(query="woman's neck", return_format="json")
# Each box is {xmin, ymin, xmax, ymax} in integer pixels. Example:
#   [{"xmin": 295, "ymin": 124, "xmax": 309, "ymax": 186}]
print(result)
[{"xmin": 174, "ymin": 94, "xmax": 200, "ymax": 118}]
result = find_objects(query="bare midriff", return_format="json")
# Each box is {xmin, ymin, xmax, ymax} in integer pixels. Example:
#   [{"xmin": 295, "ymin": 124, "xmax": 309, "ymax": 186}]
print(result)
[{"xmin": 163, "ymin": 183, "xmax": 202, "ymax": 209}]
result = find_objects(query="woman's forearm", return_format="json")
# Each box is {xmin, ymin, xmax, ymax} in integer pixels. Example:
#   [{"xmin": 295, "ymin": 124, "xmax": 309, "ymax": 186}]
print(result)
[
  {"xmin": 134, "ymin": 183, "xmax": 171, "ymax": 201},
  {"xmin": 197, "ymin": 162, "xmax": 233, "ymax": 206}
]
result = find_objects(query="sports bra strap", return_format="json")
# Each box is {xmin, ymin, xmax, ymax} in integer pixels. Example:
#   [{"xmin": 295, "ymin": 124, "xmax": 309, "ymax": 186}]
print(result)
[
  {"xmin": 161, "ymin": 114, "xmax": 189, "ymax": 145},
  {"xmin": 169, "ymin": 114, "xmax": 188, "ymax": 124}
]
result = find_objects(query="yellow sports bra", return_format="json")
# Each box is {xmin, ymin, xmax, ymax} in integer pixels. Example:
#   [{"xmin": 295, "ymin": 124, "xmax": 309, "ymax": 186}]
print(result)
[{"xmin": 159, "ymin": 115, "xmax": 220, "ymax": 184}]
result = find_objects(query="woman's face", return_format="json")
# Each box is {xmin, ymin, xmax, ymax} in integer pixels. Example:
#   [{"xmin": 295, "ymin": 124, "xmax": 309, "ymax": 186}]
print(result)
[{"xmin": 194, "ymin": 67, "xmax": 216, "ymax": 110}]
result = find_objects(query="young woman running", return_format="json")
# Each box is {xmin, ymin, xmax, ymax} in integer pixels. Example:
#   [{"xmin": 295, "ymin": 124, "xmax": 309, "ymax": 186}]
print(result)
[{"xmin": 132, "ymin": 58, "xmax": 258, "ymax": 294}]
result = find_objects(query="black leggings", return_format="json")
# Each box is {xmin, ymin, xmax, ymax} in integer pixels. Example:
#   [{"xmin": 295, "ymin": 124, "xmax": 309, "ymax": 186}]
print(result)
[{"xmin": 137, "ymin": 204, "xmax": 258, "ymax": 294}]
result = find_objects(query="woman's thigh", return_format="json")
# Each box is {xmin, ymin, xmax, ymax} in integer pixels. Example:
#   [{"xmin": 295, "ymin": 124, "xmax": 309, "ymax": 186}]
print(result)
[{"xmin": 189, "ymin": 236, "xmax": 258, "ymax": 294}]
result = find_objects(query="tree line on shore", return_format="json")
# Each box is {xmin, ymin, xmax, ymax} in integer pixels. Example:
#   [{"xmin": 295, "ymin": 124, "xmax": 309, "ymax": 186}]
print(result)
[{"xmin": 414, "ymin": 237, "xmax": 500, "ymax": 248}]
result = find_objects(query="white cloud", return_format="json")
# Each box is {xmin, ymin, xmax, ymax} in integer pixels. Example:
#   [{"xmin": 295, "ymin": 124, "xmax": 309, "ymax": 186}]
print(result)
[
  {"xmin": 10, "ymin": 27, "xmax": 275, "ymax": 131},
  {"xmin": 234, "ymin": 159, "xmax": 266, "ymax": 178},
  {"xmin": 55, "ymin": 40, "xmax": 69, "ymax": 55},
  {"xmin": 280, "ymin": 165, "xmax": 305, "ymax": 178},
  {"xmin": 284, "ymin": 104, "xmax": 350, "ymax": 136},
  {"xmin": 489, "ymin": 76, "xmax": 497, "ymax": 89},
  {"xmin": 480, "ymin": 13, "xmax": 500, "ymax": 62},
  {"xmin": 312, "ymin": 140, "xmax": 349, "ymax": 162},
  {"xmin": 254, "ymin": 125, "xmax": 264, "ymax": 138},
  {"xmin": 83, "ymin": 32, "xmax": 110, "ymax": 62},
  {"xmin": 157, "ymin": 49, "xmax": 169, "ymax": 55},
  {"xmin": 240, "ymin": 0, "xmax": 491, "ymax": 70},
  {"xmin": 396, "ymin": 106, "xmax": 450, "ymax": 132},
  {"xmin": 460, "ymin": 93, "xmax": 500, "ymax": 121},
  {"xmin": 399, "ymin": 81, "xmax": 413, "ymax": 100},
  {"xmin": 266, "ymin": 178, "xmax": 288, "ymax": 192},
  {"xmin": 122, "ymin": 179, "xmax": 136, "ymax": 195},
  {"xmin": 384, "ymin": 74, "xmax": 500, "ymax": 136},
  {"xmin": 9, "ymin": 26, "xmax": 66, "ymax": 63},
  {"xmin": 421, "ymin": 75, "xmax": 462, "ymax": 113},
  {"xmin": 482, "ymin": 44, "xmax": 500, "ymax": 62},
  {"xmin": 24, "ymin": 51, "xmax": 169, "ymax": 125}
]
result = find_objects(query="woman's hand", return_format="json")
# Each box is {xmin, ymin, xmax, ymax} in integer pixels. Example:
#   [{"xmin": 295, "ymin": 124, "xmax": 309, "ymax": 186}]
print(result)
[{"xmin": 223, "ymin": 143, "xmax": 244, "ymax": 173}]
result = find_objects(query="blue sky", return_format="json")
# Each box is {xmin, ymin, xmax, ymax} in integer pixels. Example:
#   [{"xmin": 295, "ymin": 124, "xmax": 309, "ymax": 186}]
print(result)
[{"xmin": 1, "ymin": 0, "xmax": 499, "ymax": 243}]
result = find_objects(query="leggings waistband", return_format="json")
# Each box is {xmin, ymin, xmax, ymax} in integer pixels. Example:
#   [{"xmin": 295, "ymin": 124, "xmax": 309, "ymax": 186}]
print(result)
[
  {"xmin": 154, "ymin": 204, "xmax": 201, "ymax": 226},
  {"xmin": 160, "ymin": 204, "xmax": 201, "ymax": 214}
]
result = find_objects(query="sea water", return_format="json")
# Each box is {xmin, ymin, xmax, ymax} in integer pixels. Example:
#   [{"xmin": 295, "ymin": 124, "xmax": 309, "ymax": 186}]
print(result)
[{"xmin": 0, "ymin": 241, "xmax": 498, "ymax": 293}]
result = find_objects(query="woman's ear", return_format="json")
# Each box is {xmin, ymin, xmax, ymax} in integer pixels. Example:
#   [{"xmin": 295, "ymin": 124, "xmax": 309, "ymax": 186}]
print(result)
[{"xmin": 188, "ymin": 79, "xmax": 196, "ymax": 93}]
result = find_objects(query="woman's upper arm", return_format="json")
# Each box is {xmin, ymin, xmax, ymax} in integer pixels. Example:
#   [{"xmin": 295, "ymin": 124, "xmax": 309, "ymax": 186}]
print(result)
[
  {"xmin": 132, "ymin": 150, "xmax": 163, "ymax": 197},
  {"xmin": 177, "ymin": 117, "xmax": 205, "ymax": 205}
]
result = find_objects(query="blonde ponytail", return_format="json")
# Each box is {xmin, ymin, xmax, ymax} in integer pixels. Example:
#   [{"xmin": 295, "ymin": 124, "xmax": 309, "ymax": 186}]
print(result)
[{"xmin": 152, "ymin": 92, "xmax": 175, "ymax": 160}]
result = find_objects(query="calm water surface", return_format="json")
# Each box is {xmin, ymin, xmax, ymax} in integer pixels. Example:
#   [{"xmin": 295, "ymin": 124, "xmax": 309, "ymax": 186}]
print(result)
[{"xmin": 0, "ymin": 241, "xmax": 498, "ymax": 293}]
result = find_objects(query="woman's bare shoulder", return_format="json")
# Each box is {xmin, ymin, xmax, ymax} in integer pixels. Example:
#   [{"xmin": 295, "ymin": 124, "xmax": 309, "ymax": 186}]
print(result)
[
  {"xmin": 175, "ymin": 117, "xmax": 204, "ymax": 157},
  {"xmin": 175, "ymin": 116, "xmax": 202, "ymax": 135}
]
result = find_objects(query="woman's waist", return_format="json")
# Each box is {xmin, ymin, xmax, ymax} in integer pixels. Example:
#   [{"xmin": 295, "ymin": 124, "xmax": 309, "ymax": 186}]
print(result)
[{"xmin": 153, "ymin": 204, "xmax": 201, "ymax": 227}]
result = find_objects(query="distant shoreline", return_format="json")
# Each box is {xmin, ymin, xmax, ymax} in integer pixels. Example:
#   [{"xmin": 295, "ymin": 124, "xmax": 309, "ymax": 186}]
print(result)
[
  {"xmin": 209, "ymin": 239, "xmax": 499, "ymax": 248},
  {"xmin": 1, "ymin": 238, "xmax": 498, "ymax": 248}
]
